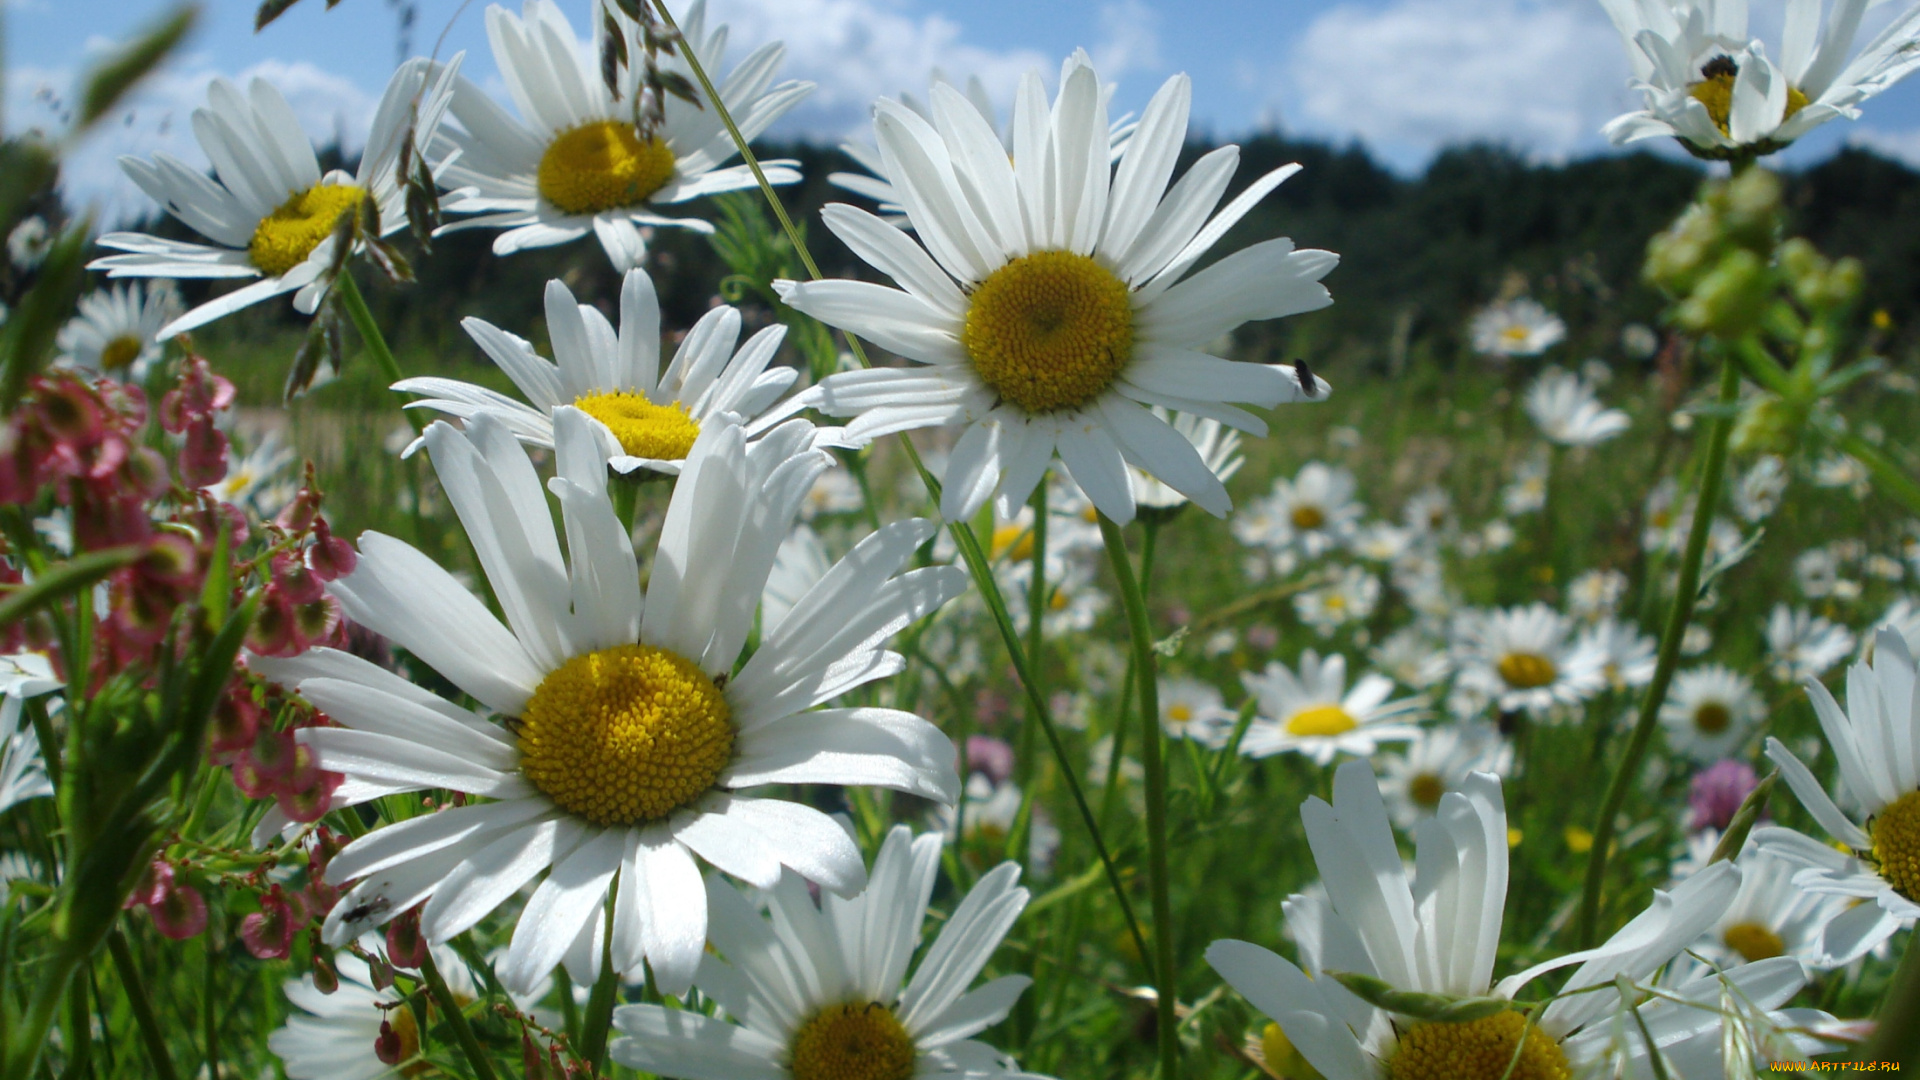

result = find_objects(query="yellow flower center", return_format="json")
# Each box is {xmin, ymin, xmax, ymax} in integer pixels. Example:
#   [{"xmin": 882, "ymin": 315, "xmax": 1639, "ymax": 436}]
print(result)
[
  {"xmin": 1409, "ymin": 772, "xmax": 1446, "ymax": 810},
  {"xmin": 1871, "ymin": 789, "xmax": 1920, "ymax": 903},
  {"xmin": 574, "ymin": 392, "xmax": 701, "ymax": 461},
  {"xmin": 1693, "ymin": 702, "xmax": 1732, "ymax": 734},
  {"xmin": 1497, "ymin": 652, "xmax": 1557, "ymax": 690},
  {"xmin": 1167, "ymin": 703, "xmax": 1193, "ymax": 726},
  {"xmin": 1290, "ymin": 504, "xmax": 1326, "ymax": 530},
  {"xmin": 1687, "ymin": 61, "xmax": 1811, "ymax": 138},
  {"xmin": 991, "ymin": 523, "xmax": 1035, "ymax": 562},
  {"xmin": 538, "ymin": 121, "xmax": 676, "ymax": 216},
  {"xmin": 100, "ymin": 335, "xmax": 144, "ymax": 372},
  {"xmin": 517, "ymin": 644, "xmax": 733, "ymax": 827},
  {"xmin": 1388, "ymin": 1012, "xmax": 1570, "ymax": 1080},
  {"xmin": 1501, "ymin": 324, "xmax": 1532, "ymax": 345},
  {"xmin": 961, "ymin": 249, "xmax": 1134, "ymax": 414},
  {"xmin": 1724, "ymin": 921, "xmax": 1786, "ymax": 962},
  {"xmin": 249, "ymin": 184, "xmax": 365, "ymax": 277},
  {"xmin": 788, "ymin": 1002, "xmax": 917, "ymax": 1080},
  {"xmin": 1285, "ymin": 704, "xmax": 1357, "ymax": 737}
]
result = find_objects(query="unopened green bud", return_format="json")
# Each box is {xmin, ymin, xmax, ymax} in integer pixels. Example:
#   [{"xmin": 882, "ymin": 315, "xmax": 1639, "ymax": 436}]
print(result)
[
  {"xmin": 1730, "ymin": 394, "xmax": 1807, "ymax": 455},
  {"xmin": 1326, "ymin": 971, "xmax": 1513, "ymax": 1024},
  {"xmin": 1778, "ymin": 237, "xmax": 1828, "ymax": 305},
  {"xmin": 1645, "ymin": 203, "xmax": 1722, "ymax": 293},
  {"xmin": 1720, "ymin": 168, "xmax": 1783, "ymax": 252},
  {"xmin": 1677, "ymin": 248, "xmax": 1772, "ymax": 337},
  {"xmin": 1826, "ymin": 256, "xmax": 1863, "ymax": 307}
]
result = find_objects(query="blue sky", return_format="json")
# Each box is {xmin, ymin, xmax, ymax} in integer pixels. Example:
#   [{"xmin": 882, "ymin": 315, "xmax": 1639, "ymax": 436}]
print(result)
[{"xmin": 12, "ymin": 0, "xmax": 1920, "ymax": 220}]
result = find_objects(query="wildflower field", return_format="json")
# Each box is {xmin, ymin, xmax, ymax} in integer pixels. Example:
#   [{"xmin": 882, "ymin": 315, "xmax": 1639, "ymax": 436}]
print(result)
[{"xmin": 6, "ymin": 1, "xmax": 1920, "ymax": 1078}]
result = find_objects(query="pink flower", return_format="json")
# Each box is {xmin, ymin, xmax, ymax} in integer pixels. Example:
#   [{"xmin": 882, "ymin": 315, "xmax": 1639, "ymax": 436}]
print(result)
[
  {"xmin": 385, "ymin": 907, "xmax": 427, "ymax": 969},
  {"xmin": 964, "ymin": 735, "xmax": 1016, "ymax": 784},
  {"xmin": 1689, "ymin": 759, "xmax": 1762, "ymax": 831},
  {"xmin": 147, "ymin": 863, "xmax": 208, "ymax": 940}
]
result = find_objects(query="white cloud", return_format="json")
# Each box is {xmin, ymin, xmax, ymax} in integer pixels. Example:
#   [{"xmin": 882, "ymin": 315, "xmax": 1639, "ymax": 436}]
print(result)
[
  {"xmin": 704, "ymin": 0, "xmax": 1051, "ymax": 139},
  {"xmin": 1091, "ymin": 0, "xmax": 1163, "ymax": 83},
  {"xmin": 1281, "ymin": 0, "xmax": 1635, "ymax": 171},
  {"xmin": 7, "ymin": 56, "xmax": 377, "ymax": 226}
]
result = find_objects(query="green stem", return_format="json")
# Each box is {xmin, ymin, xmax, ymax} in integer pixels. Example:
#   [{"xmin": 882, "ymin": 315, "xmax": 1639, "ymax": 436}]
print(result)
[
  {"xmin": 105, "ymin": 929, "xmax": 179, "ymax": 1080},
  {"xmin": 1575, "ymin": 354, "xmax": 1740, "ymax": 947},
  {"xmin": 649, "ymin": 0, "xmax": 1152, "ymax": 974},
  {"xmin": 579, "ymin": 883, "xmax": 621, "ymax": 1073},
  {"xmin": 1096, "ymin": 514, "xmax": 1178, "ymax": 1080},
  {"xmin": 1862, "ymin": 931, "xmax": 1920, "ymax": 1066},
  {"xmin": 57, "ymin": 973, "xmax": 89, "ymax": 1080},
  {"xmin": 419, "ymin": 949, "xmax": 497, "ymax": 1080},
  {"xmin": 335, "ymin": 272, "xmax": 425, "ymax": 435}
]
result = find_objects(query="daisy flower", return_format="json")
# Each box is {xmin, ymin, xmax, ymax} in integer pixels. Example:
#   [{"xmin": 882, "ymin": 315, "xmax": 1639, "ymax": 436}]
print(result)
[
  {"xmin": 208, "ymin": 429, "xmax": 297, "ymax": 521},
  {"xmin": 434, "ymin": 0, "xmax": 812, "ymax": 271},
  {"xmin": 1876, "ymin": 596, "xmax": 1920, "ymax": 658},
  {"xmin": 1500, "ymin": 451, "xmax": 1550, "ymax": 516},
  {"xmin": 1131, "ymin": 409, "xmax": 1243, "ymax": 512},
  {"xmin": 1452, "ymin": 604, "xmax": 1607, "ymax": 718},
  {"xmin": 246, "ymin": 409, "xmax": 966, "ymax": 996},
  {"xmin": 0, "ymin": 696, "xmax": 54, "ymax": 815},
  {"xmin": 1659, "ymin": 664, "xmax": 1762, "ymax": 763},
  {"xmin": 1370, "ymin": 626, "xmax": 1452, "ymax": 691},
  {"xmin": 1672, "ymin": 844, "xmax": 1853, "ymax": 972},
  {"xmin": 393, "ymin": 269, "xmax": 801, "ymax": 475},
  {"xmin": 1764, "ymin": 603, "xmax": 1855, "ymax": 683},
  {"xmin": 1577, "ymin": 616, "xmax": 1657, "ymax": 691},
  {"xmin": 780, "ymin": 53, "xmax": 1335, "ymax": 526},
  {"xmin": 610, "ymin": 825, "xmax": 1046, "ymax": 1080},
  {"xmin": 1734, "ymin": 454, "xmax": 1788, "ymax": 522},
  {"xmin": 1567, "ymin": 568, "xmax": 1628, "ymax": 621},
  {"xmin": 1206, "ymin": 761, "xmax": 1763, "ymax": 1080},
  {"xmin": 1599, "ymin": 0, "xmax": 1920, "ymax": 158},
  {"xmin": 1293, "ymin": 564, "xmax": 1382, "ymax": 637},
  {"xmin": 91, "ymin": 58, "xmax": 460, "ymax": 337},
  {"xmin": 1238, "ymin": 651, "xmax": 1422, "ymax": 765},
  {"xmin": 0, "ymin": 652, "xmax": 61, "ymax": 700},
  {"xmin": 55, "ymin": 282, "xmax": 181, "ymax": 381},
  {"xmin": 1756, "ymin": 628, "xmax": 1920, "ymax": 964},
  {"xmin": 829, "ymin": 68, "xmax": 1136, "ymax": 223},
  {"xmin": 1400, "ymin": 487, "xmax": 1456, "ymax": 546},
  {"xmin": 1469, "ymin": 297, "xmax": 1565, "ymax": 358},
  {"xmin": 933, "ymin": 773, "xmax": 1063, "ymax": 876},
  {"xmin": 1377, "ymin": 724, "xmax": 1512, "ymax": 829},
  {"xmin": 1234, "ymin": 462, "xmax": 1363, "ymax": 560},
  {"xmin": 1158, "ymin": 676, "xmax": 1234, "ymax": 747},
  {"xmin": 1523, "ymin": 367, "xmax": 1629, "ymax": 447},
  {"xmin": 762, "ymin": 524, "xmax": 832, "ymax": 632}
]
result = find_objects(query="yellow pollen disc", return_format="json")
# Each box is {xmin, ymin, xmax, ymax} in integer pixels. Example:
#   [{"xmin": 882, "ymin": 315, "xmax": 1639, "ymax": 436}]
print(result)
[
  {"xmin": 1049, "ymin": 589, "xmax": 1070, "ymax": 611},
  {"xmin": 100, "ymin": 335, "xmax": 144, "ymax": 371},
  {"xmin": 1290, "ymin": 504, "xmax": 1327, "ymax": 530},
  {"xmin": 1693, "ymin": 702, "xmax": 1732, "ymax": 734},
  {"xmin": 961, "ymin": 249, "xmax": 1134, "ymax": 414},
  {"xmin": 1286, "ymin": 704, "xmax": 1357, "ymax": 737},
  {"xmin": 1871, "ymin": 789, "xmax": 1920, "ymax": 903},
  {"xmin": 574, "ymin": 392, "xmax": 701, "ymax": 461},
  {"xmin": 538, "ymin": 121, "xmax": 676, "ymax": 216},
  {"xmin": 1724, "ymin": 921, "xmax": 1786, "ymax": 962},
  {"xmin": 1501, "ymin": 324, "xmax": 1532, "ymax": 343},
  {"xmin": 1409, "ymin": 772, "xmax": 1446, "ymax": 810},
  {"xmin": 517, "ymin": 644, "xmax": 732, "ymax": 827},
  {"xmin": 249, "ymin": 184, "xmax": 365, "ymax": 277},
  {"xmin": 991, "ymin": 523, "xmax": 1035, "ymax": 562},
  {"xmin": 1497, "ymin": 652, "xmax": 1557, "ymax": 690},
  {"xmin": 1387, "ymin": 1012, "xmax": 1570, "ymax": 1080},
  {"xmin": 788, "ymin": 1002, "xmax": 917, "ymax": 1080},
  {"xmin": 1688, "ymin": 72, "xmax": 1811, "ymax": 137},
  {"xmin": 1167, "ymin": 704, "xmax": 1193, "ymax": 725}
]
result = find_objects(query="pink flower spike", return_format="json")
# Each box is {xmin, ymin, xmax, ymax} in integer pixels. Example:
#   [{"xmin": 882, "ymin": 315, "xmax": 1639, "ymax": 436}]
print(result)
[
  {"xmin": 276, "ymin": 768, "xmax": 342, "ymax": 824},
  {"xmin": 306, "ymin": 521, "xmax": 357, "ymax": 581},
  {"xmin": 374, "ymin": 1020, "xmax": 404, "ymax": 1066},
  {"xmin": 240, "ymin": 886, "xmax": 296, "ymax": 959},
  {"xmin": 273, "ymin": 552, "xmax": 325, "ymax": 605},
  {"xmin": 247, "ymin": 727, "xmax": 297, "ymax": 782},
  {"xmin": 149, "ymin": 869, "xmax": 208, "ymax": 940},
  {"xmin": 181, "ymin": 419, "xmax": 228, "ymax": 488},
  {"xmin": 208, "ymin": 691, "xmax": 262, "ymax": 754}
]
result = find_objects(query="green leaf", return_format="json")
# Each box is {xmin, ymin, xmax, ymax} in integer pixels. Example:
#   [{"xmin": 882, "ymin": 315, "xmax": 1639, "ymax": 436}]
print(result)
[
  {"xmin": 0, "ymin": 547, "xmax": 145, "ymax": 633},
  {"xmin": 76, "ymin": 7, "xmax": 197, "ymax": 130},
  {"xmin": 0, "ymin": 220, "xmax": 94, "ymax": 409},
  {"xmin": 0, "ymin": 139, "xmax": 61, "ymax": 234},
  {"xmin": 255, "ymin": 0, "xmax": 303, "ymax": 30}
]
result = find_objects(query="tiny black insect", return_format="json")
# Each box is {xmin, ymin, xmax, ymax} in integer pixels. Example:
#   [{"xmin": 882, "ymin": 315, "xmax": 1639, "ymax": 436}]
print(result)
[
  {"xmin": 1700, "ymin": 55, "xmax": 1738, "ymax": 80},
  {"xmin": 1294, "ymin": 359, "xmax": 1318, "ymax": 398},
  {"xmin": 341, "ymin": 897, "xmax": 392, "ymax": 924}
]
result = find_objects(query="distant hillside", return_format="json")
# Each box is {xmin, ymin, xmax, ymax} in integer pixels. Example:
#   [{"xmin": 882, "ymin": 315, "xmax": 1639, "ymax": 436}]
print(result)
[{"xmin": 123, "ymin": 134, "xmax": 1920, "ymax": 378}]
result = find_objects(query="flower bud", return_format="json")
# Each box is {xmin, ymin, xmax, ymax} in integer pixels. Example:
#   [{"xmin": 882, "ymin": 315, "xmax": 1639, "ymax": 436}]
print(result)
[
  {"xmin": 310, "ymin": 936, "xmax": 340, "ymax": 995},
  {"xmin": 375, "ymin": 1020, "xmax": 404, "ymax": 1066},
  {"xmin": 386, "ymin": 906, "xmax": 428, "ymax": 970},
  {"xmin": 1730, "ymin": 394, "xmax": 1808, "ymax": 455},
  {"xmin": 1718, "ymin": 167, "xmax": 1782, "ymax": 252},
  {"xmin": 149, "ymin": 866, "xmax": 209, "ymax": 940},
  {"xmin": 1676, "ymin": 248, "xmax": 1772, "ymax": 338},
  {"xmin": 241, "ymin": 886, "xmax": 296, "ymax": 960}
]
